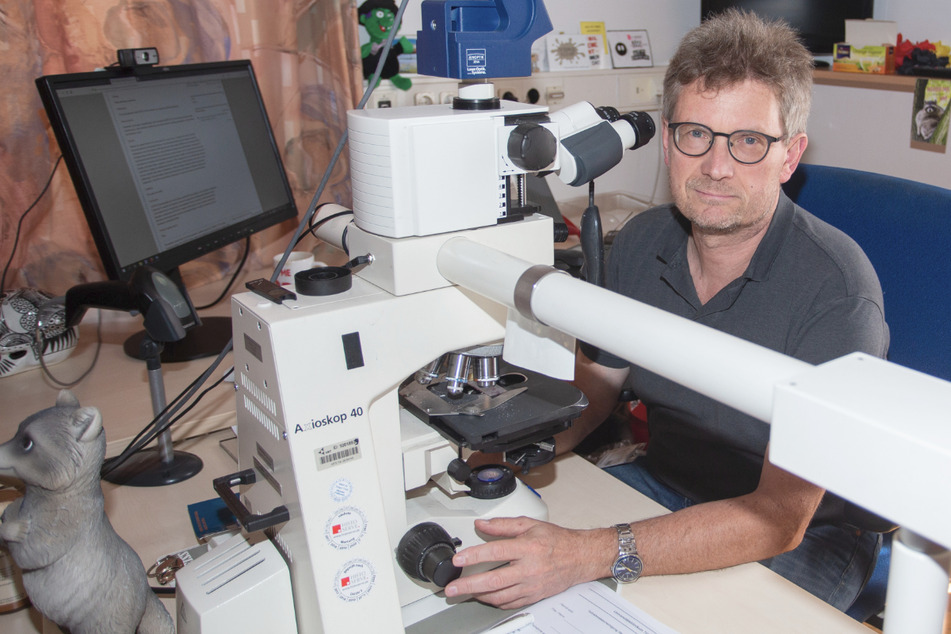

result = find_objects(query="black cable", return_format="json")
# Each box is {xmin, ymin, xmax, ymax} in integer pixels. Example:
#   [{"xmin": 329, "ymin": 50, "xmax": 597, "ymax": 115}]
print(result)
[
  {"xmin": 194, "ymin": 236, "xmax": 250, "ymax": 310},
  {"xmin": 37, "ymin": 310, "xmax": 104, "ymax": 388},
  {"xmin": 147, "ymin": 366, "xmax": 232, "ymax": 441},
  {"xmin": 1, "ymin": 155, "xmax": 63, "ymax": 293},
  {"xmin": 102, "ymin": 339, "xmax": 233, "ymax": 477},
  {"xmin": 295, "ymin": 207, "xmax": 354, "ymax": 247}
]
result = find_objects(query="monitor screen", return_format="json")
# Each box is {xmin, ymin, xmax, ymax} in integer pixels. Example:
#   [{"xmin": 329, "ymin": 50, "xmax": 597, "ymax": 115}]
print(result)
[
  {"xmin": 700, "ymin": 0, "xmax": 875, "ymax": 56},
  {"xmin": 36, "ymin": 59, "xmax": 296, "ymax": 282},
  {"xmin": 36, "ymin": 60, "xmax": 298, "ymax": 361}
]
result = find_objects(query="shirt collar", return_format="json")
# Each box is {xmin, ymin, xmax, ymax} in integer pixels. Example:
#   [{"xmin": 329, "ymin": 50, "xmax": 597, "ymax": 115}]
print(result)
[
  {"xmin": 657, "ymin": 191, "xmax": 795, "ymax": 310},
  {"xmin": 659, "ymin": 190, "xmax": 795, "ymax": 281}
]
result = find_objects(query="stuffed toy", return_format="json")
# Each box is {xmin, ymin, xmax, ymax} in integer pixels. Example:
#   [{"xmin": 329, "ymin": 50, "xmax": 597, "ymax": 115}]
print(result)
[
  {"xmin": 359, "ymin": 0, "xmax": 414, "ymax": 90},
  {"xmin": 0, "ymin": 391, "xmax": 174, "ymax": 633}
]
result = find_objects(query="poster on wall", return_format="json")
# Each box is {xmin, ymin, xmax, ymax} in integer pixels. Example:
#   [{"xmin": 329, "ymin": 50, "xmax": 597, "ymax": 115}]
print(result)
[
  {"xmin": 607, "ymin": 30, "xmax": 653, "ymax": 68},
  {"xmin": 910, "ymin": 78, "xmax": 951, "ymax": 153}
]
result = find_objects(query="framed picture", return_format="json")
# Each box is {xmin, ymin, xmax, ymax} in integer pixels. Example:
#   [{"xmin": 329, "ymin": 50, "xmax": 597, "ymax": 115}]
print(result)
[
  {"xmin": 545, "ymin": 34, "xmax": 593, "ymax": 71},
  {"xmin": 607, "ymin": 30, "xmax": 653, "ymax": 68}
]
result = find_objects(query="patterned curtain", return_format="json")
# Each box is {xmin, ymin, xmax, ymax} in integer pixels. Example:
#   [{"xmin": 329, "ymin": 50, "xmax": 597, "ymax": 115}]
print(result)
[{"xmin": 0, "ymin": 0, "xmax": 363, "ymax": 294}]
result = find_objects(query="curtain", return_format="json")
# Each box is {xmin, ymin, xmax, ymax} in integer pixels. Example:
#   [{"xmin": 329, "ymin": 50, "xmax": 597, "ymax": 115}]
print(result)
[{"xmin": 0, "ymin": 0, "xmax": 363, "ymax": 295}]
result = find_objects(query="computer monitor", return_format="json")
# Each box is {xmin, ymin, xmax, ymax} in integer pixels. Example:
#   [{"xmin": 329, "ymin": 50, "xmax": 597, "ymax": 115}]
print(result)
[
  {"xmin": 36, "ymin": 59, "xmax": 297, "ymax": 362},
  {"xmin": 700, "ymin": 0, "xmax": 875, "ymax": 56}
]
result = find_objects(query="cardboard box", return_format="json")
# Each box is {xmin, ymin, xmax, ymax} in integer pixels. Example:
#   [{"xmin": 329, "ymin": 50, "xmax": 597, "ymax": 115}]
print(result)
[
  {"xmin": 833, "ymin": 43, "xmax": 895, "ymax": 74},
  {"xmin": 845, "ymin": 19, "xmax": 898, "ymax": 48}
]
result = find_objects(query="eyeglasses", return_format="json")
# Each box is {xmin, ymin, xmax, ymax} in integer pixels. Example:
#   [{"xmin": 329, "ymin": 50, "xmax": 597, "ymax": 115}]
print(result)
[{"xmin": 668, "ymin": 122, "xmax": 786, "ymax": 165}]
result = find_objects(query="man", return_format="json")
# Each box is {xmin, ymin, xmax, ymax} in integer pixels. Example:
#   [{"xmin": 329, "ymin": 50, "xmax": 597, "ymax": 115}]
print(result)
[{"xmin": 444, "ymin": 9, "xmax": 888, "ymax": 612}]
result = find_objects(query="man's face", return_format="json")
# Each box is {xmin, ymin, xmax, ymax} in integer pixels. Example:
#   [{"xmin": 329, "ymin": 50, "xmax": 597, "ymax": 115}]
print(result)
[{"xmin": 662, "ymin": 79, "xmax": 806, "ymax": 235}]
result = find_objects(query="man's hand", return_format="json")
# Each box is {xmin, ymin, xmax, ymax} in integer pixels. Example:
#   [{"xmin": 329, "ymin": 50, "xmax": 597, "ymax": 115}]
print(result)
[{"xmin": 444, "ymin": 517, "xmax": 615, "ymax": 609}]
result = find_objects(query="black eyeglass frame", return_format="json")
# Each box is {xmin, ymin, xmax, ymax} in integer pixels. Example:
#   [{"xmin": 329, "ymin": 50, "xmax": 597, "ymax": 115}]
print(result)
[{"xmin": 668, "ymin": 121, "xmax": 787, "ymax": 165}]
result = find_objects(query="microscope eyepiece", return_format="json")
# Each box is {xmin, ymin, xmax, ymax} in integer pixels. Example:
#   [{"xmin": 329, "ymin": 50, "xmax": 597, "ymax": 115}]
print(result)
[{"xmin": 618, "ymin": 110, "xmax": 656, "ymax": 150}]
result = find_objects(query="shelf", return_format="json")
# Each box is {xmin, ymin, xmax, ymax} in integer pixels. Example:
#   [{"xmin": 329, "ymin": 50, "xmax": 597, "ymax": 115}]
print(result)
[{"xmin": 813, "ymin": 69, "xmax": 917, "ymax": 93}]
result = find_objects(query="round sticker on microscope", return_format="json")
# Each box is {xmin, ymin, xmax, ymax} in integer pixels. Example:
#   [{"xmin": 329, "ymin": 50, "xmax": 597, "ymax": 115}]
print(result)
[
  {"xmin": 330, "ymin": 477, "xmax": 353, "ymax": 503},
  {"xmin": 325, "ymin": 506, "xmax": 367, "ymax": 550},
  {"xmin": 334, "ymin": 558, "xmax": 376, "ymax": 602}
]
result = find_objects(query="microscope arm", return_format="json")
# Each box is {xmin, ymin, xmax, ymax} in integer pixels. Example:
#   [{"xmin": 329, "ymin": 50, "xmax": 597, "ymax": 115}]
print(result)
[{"xmin": 437, "ymin": 236, "xmax": 810, "ymax": 422}]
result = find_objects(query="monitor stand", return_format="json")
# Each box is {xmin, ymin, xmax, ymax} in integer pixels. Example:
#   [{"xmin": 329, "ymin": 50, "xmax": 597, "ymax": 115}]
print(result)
[
  {"xmin": 123, "ymin": 316, "xmax": 233, "ymax": 363},
  {"xmin": 105, "ymin": 335, "xmax": 204, "ymax": 486}
]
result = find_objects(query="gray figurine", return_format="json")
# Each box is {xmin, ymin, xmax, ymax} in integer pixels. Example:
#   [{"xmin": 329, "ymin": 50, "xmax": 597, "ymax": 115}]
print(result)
[{"xmin": 0, "ymin": 390, "xmax": 173, "ymax": 633}]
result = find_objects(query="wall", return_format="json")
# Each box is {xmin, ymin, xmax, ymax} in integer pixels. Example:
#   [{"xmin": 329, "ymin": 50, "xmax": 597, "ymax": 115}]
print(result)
[{"xmin": 875, "ymin": 0, "xmax": 951, "ymax": 43}]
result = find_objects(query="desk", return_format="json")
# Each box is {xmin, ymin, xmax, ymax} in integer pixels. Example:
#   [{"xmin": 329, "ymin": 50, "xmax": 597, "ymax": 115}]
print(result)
[
  {"xmin": 0, "ymin": 432, "xmax": 868, "ymax": 633},
  {"xmin": 0, "ymin": 292, "xmax": 239, "ymax": 458},
  {"xmin": 0, "ymin": 273, "xmax": 869, "ymax": 633}
]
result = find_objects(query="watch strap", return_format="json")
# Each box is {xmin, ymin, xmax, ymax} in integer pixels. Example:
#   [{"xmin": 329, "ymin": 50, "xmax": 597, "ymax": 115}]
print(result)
[{"xmin": 615, "ymin": 522, "xmax": 636, "ymax": 557}]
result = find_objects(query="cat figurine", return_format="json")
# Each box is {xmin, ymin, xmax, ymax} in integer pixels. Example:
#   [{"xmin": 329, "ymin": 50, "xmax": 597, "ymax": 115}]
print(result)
[{"xmin": 0, "ymin": 390, "xmax": 173, "ymax": 634}]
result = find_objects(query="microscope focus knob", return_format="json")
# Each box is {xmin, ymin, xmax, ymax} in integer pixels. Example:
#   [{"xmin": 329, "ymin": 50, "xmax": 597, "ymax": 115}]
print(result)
[
  {"xmin": 396, "ymin": 522, "xmax": 462, "ymax": 587},
  {"xmin": 507, "ymin": 123, "xmax": 557, "ymax": 171}
]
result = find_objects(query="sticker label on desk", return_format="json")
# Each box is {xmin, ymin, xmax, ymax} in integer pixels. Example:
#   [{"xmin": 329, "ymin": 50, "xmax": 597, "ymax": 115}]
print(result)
[
  {"xmin": 325, "ymin": 506, "xmax": 367, "ymax": 550},
  {"xmin": 334, "ymin": 558, "xmax": 375, "ymax": 602},
  {"xmin": 316, "ymin": 437, "xmax": 361, "ymax": 471}
]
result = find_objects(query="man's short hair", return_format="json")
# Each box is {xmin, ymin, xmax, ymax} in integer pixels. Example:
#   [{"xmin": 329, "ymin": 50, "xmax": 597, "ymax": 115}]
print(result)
[{"xmin": 663, "ymin": 9, "xmax": 814, "ymax": 137}]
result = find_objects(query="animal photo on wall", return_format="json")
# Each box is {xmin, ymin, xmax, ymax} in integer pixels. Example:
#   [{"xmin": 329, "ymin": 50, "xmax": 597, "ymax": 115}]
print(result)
[{"xmin": 911, "ymin": 78, "xmax": 951, "ymax": 149}]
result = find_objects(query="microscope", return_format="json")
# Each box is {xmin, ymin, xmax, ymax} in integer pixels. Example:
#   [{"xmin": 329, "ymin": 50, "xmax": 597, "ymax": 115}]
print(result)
[
  {"xmin": 178, "ymin": 2, "xmax": 951, "ymax": 632},
  {"xmin": 175, "ymin": 1, "xmax": 656, "ymax": 632}
]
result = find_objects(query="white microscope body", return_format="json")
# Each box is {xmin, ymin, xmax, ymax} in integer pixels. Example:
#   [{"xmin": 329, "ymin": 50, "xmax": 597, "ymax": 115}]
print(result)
[{"xmin": 175, "ymin": 83, "xmax": 657, "ymax": 632}]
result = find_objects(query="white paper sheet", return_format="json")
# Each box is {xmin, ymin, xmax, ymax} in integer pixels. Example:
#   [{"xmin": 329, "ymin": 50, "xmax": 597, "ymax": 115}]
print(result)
[{"xmin": 484, "ymin": 581, "xmax": 679, "ymax": 634}]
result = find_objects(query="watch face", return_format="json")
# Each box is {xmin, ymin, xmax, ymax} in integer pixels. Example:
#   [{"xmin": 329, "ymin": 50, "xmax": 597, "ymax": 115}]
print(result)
[{"xmin": 612, "ymin": 554, "xmax": 643, "ymax": 583}]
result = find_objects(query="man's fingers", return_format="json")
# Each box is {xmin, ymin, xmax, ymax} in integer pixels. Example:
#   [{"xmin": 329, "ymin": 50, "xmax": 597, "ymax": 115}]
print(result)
[
  {"xmin": 445, "ymin": 564, "xmax": 513, "ymax": 598},
  {"xmin": 473, "ymin": 516, "xmax": 540, "ymax": 537}
]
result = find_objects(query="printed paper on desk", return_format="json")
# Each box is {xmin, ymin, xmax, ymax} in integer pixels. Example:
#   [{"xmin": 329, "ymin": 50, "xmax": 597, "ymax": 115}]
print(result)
[{"xmin": 519, "ymin": 580, "xmax": 679, "ymax": 633}]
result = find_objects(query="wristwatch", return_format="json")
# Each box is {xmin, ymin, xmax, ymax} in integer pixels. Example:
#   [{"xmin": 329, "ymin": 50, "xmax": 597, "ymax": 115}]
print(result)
[{"xmin": 611, "ymin": 523, "xmax": 643, "ymax": 584}]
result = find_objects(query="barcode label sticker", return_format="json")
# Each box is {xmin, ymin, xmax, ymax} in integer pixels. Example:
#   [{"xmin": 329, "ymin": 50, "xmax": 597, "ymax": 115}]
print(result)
[{"xmin": 316, "ymin": 438, "xmax": 362, "ymax": 471}]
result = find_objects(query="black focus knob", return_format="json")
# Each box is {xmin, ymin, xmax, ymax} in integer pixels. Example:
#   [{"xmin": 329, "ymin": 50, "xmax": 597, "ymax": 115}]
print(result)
[
  {"xmin": 506, "ymin": 123, "xmax": 557, "ymax": 171},
  {"xmin": 396, "ymin": 522, "xmax": 462, "ymax": 587}
]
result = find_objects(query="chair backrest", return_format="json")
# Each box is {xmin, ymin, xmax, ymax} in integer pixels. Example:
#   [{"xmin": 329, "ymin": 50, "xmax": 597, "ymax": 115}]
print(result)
[{"xmin": 783, "ymin": 163, "xmax": 951, "ymax": 382}]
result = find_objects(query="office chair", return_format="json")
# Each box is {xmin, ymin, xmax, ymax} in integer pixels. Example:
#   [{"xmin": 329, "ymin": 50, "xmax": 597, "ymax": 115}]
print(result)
[{"xmin": 783, "ymin": 163, "xmax": 951, "ymax": 623}]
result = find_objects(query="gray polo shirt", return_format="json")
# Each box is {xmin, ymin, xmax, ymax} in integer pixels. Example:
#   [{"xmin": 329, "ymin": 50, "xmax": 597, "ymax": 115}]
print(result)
[{"xmin": 581, "ymin": 192, "xmax": 888, "ymax": 524}]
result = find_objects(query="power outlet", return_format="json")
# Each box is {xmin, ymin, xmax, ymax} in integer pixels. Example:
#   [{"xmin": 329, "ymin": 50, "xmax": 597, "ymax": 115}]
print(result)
[
  {"xmin": 414, "ymin": 92, "xmax": 437, "ymax": 106},
  {"xmin": 371, "ymin": 90, "xmax": 398, "ymax": 108},
  {"xmin": 618, "ymin": 76, "xmax": 661, "ymax": 108}
]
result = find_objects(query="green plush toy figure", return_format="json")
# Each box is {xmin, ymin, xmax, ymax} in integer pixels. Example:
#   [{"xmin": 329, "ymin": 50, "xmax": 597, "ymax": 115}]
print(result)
[{"xmin": 359, "ymin": 0, "xmax": 414, "ymax": 91}]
